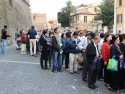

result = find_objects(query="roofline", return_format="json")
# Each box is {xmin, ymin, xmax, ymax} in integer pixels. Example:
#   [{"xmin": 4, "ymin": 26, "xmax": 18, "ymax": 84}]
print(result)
[{"xmin": 70, "ymin": 13, "xmax": 97, "ymax": 17}]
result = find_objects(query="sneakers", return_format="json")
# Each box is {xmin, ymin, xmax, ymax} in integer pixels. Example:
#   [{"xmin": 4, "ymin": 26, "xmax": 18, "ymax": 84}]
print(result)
[
  {"xmin": 21, "ymin": 52, "xmax": 24, "ymax": 54},
  {"xmin": 23, "ymin": 52, "xmax": 27, "ymax": 55},
  {"xmin": 21, "ymin": 52, "xmax": 27, "ymax": 55},
  {"xmin": 34, "ymin": 54, "xmax": 37, "ymax": 57},
  {"xmin": 65, "ymin": 68, "xmax": 69, "ymax": 71}
]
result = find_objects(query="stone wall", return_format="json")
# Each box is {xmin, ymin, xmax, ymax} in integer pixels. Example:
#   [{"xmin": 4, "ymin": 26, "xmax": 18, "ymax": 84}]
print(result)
[{"xmin": 0, "ymin": 0, "xmax": 32, "ymax": 44}]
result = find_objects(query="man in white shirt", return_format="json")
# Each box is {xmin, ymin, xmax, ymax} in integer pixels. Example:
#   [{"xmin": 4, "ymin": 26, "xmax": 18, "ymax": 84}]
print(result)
[
  {"xmin": 78, "ymin": 32, "xmax": 95, "ymax": 82},
  {"xmin": 98, "ymin": 33, "xmax": 104, "ymax": 54},
  {"xmin": 97, "ymin": 33, "xmax": 104, "ymax": 80},
  {"xmin": 78, "ymin": 30, "xmax": 85, "ymax": 41}
]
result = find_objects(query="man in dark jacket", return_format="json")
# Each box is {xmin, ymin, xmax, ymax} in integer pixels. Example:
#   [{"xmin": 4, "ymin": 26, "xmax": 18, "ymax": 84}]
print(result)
[
  {"xmin": 86, "ymin": 36, "xmax": 100, "ymax": 89},
  {"xmin": 52, "ymin": 28, "xmax": 63, "ymax": 73},
  {"xmin": 78, "ymin": 32, "xmax": 95, "ymax": 82},
  {"xmin": 27, "ymin": 26, "xmax": 37, "ymax": 57},
  {"xmin": 67, "ymin": 31, "xmax": 81, "ymax": 74},
  {"xmin": 1, "ymin": 25, "xmax": 11, "ymax": 54}
]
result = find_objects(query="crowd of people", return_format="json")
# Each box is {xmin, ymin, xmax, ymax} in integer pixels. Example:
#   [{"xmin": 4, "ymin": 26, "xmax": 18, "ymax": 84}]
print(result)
[
  {"xmin": 15, "ymin": 26, "xmax": 41, "ymax": 56},
  {"xmin": 39, "ymin": 28, "xmax": 125, "ymax": 93},
  {"xmin": 1, "ymin": 25, "xmax": 125, "ymax": 93}
]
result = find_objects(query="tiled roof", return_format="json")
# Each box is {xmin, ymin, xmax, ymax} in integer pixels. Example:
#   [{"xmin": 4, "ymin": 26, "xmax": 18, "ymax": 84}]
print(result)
[{"xmin": 80, "ymin": 10, "xmax": 91, "ymax": 14}]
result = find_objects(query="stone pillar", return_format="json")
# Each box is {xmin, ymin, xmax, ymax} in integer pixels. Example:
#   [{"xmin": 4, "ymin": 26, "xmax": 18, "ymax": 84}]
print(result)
[
  {"xmin": 104, "ymin": 26, "xmax": 108, "ymax": 33},
  {"xmin": 79, "ymin": 14, "xmax": 82, "ymax": 23},
  {"xmin": 98, "ymin": 24, "xmax": 102, "ymax": 31},
  {"xmin": 113, "ymin": 0, "xmax": 117, "ymax": 34},
  {"xmin": 93, "ymin": 25, "xmax": 97, "ymax": 32},
  {"xmin": 124, "ymin": 6, "xmax": 125, "ymax": 33}
]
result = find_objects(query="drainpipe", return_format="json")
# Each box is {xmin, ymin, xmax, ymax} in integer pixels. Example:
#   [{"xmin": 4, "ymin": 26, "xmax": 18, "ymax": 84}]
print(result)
[{"xmin": 113, "ymin": 0, "xmax": 117, "ymax": 34}]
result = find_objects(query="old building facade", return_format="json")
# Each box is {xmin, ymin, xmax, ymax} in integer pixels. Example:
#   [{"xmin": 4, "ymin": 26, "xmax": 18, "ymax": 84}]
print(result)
[
  {"xmin": 70, "ymin": 3, "xmax": 102, "ymax": 31},
  {"xmin": 114, "ymin": 0, "xmax": 125, "ymax": 34}
]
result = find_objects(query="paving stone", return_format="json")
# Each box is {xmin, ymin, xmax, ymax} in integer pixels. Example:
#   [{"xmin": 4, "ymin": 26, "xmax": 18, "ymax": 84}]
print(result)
[{"xmin": 0, "ymin": 46, "xmax": 121, "ymax": 94}]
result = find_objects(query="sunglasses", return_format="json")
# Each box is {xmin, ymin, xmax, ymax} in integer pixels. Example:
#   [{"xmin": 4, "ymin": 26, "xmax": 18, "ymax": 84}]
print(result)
[{"xmin": 114, "ymin": 34, "xmax": 119, "ymax": 38}]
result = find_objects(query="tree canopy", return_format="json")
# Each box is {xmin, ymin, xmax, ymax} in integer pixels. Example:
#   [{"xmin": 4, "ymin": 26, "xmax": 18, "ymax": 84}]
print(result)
[
  {"xmin": 95, "ymin": 0, "xmax": 114, "ymax": 28},
  {"xmin": 58, "ymin": 0, "xmax": 76, "ymax": 27},
  {"xmin": 58, "ymin": 12, "xmax": 69, "ymax": 27}
]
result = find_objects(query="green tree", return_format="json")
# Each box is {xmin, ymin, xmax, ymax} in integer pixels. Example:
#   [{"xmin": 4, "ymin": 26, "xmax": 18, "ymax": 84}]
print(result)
[
  {"xmin": 59, "ymin": 0, "xmax": 76, "ymax": 27},
  {"xmin": 58, "ymin": 12, "xmax": 69, "ymax": 28},
  {"xmin": 95, "ymin": 0, "xmax": 114, "ymax": 28}
]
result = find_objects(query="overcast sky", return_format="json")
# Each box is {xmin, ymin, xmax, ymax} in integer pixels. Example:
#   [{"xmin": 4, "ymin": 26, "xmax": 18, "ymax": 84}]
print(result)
[{"xmin": 30, "ymin": 0, "xmax": 101, "ymax": 20}]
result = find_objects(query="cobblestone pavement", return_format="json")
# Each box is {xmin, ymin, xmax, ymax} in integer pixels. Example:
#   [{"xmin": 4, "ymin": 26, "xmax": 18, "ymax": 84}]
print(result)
[{"xmin": 0, "ymin": 46, "xmax": 122, "ymax": 94}]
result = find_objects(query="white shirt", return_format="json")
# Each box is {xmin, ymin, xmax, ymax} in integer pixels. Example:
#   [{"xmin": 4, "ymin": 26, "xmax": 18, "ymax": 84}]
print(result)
[
  {"xmin": 94, "ymin": 42, "xmax": 99, "ymax": 55},
  {"xmin": 36, "ymin": 35, "xmax": 40, "ymax": 42},
  {"xmin": 78, "ymin": 36, "xmax": 85, "ymax": 41},
  {"xmin": 78, "ymin": 37, "xmax": 88, "ymax": 51},
  {"xmin": 98, "ymin": 38, "xmax": 104, "ymax": 54}
]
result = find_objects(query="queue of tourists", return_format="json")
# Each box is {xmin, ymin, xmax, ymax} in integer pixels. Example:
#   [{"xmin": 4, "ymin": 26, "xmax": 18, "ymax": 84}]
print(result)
[
  {"xmin": 1, "ymin": 25, "xmax": 125, "ymax": 93},
  {"xmin": 39, "ymin": 27, "xmax": 125, "ymax": 93}
]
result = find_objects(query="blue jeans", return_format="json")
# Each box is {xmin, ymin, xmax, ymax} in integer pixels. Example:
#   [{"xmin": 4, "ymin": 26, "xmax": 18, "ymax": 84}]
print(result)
[
  {"xmin": 62, "ymin": 52, "xmax": 65, "ymax": 65},
  {"xmin": 17, "ymin": 41, "xmax": 21, "ymax": 48},
  {"xmin": 52, "ymin": 52, "xmax": 62, "ymax": 72},
  {"xmin": 1, "ymin": 39, "xmax": 7, "ymax": 54}
]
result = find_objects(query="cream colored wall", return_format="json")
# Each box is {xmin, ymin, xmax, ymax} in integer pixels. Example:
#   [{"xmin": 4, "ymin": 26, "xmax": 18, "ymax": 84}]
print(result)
[
  {"xmin": 86, "ymin": 6, "xmax": 100, "ymax": 14},
  {"xmin": 80, "ymin": 14, "xmax": 95, "ymax": 23},
  {"xmin": 116, "ymin": 0, "xmax": 125, "ymax": 33},
  {"xmin": 87, "ymin": 7, "xmax": 95, "ymax": 14},
  {"xmin": 116, "ymin": 0, "xmax": 125, "ymax": 7}
]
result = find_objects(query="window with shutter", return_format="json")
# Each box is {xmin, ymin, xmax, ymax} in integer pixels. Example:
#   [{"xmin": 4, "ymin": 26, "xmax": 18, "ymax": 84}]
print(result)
[
  {"xmin": 119, "ymin": 0, "xmax": 122, "ymax": 6},
  {"xmin": 121, "ymin": 14, "xmax": 122, "ymax": 23},
  {"xmin": 117, "ymin": 14, "xmax": 123, "ymax": 23},
  {"xmin": 84, "ymin": 16, "xmax": 87, "ymax": 23},
  {"xmin": 117, "ymin": 15, "xmax": 119, "ymax": 23}
]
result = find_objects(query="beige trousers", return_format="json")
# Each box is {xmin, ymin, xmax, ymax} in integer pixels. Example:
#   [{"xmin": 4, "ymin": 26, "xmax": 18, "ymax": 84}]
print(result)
[
  {"xmin": 30, "ymin": 39, "xmax": 36, "ymax": 55},
  {"xmin": 69, "ymin": 53, "xmax": 78, "ymax": 73}
]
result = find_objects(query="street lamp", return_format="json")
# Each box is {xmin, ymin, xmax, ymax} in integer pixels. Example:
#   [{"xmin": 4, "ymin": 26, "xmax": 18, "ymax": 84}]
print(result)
[
  {"xmin": 33, "ymin": 14, "xmax": 36, "ymax": 26},
  {"xmin": 33, "ymin": 14, "xmax": 36, "ymax": 21}
]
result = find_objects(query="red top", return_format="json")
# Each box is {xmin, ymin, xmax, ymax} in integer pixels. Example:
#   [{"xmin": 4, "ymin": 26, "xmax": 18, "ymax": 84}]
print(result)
[
  {"xmin": 20, "ymin": 34, "xmax": 27, "ymax": 43},
  {"xmin": 101, "ymin": 42, "xmax": 110, "ymax": 62}
]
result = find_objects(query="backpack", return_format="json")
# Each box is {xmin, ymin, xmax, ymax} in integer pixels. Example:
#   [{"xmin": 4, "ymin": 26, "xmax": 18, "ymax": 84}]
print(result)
[{"xmin": 75, "ymin": 53, "xmax": 84, "ymax": 63}]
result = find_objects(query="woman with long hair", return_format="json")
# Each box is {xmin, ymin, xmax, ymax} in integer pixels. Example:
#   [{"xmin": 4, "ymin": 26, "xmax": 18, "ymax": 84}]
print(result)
[
  {"xmin": 109, "ymin": 35, "xmax": 124, "ymax": 93},
  {"xmin": 101, "ymin": 33, "xmax": 112, "ymax": 89},
  {"xmin": 39, "ymin": 30, "xmax": 50, "ymax": 70}
]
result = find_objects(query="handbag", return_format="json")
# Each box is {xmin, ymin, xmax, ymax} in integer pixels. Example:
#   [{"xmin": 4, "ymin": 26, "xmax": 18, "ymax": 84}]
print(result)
[
  {"xmin": 22, "ymin": 40, "xmax": 28, "ymax": 44},
  {"xmin": 75, "ymin": 53, "xmax": 83, "ymax": 63},
  {"xmin": 96, "ymin": 59, "xmax": 102, "ymax": 71},
  {"xmin": 6, "ymin": 33, "xmax": 10, "ymax": 37},
  {"xmin": 38, "ymin": 43, "xmax": 43, "ymax": 52},
  {"xmin": 107, "ymin": 56, "xmax": 118, "ymax": 71},
  {"xmin": 92, "ymin": 56, "xmax": 101, "ymax": 71}
]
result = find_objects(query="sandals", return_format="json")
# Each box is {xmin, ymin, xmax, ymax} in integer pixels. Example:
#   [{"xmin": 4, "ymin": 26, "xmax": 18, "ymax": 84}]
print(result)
[
  {"xmin": 105, "ymin": 84, "xmax": 121, "ymax": 93},
  {"xmin": 105, "ymin": 84, "xmax": 111, "ymax": 89},
  {"xmin": 113, "ymin": 90, "xmax": 120, "ymax": 93}
]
